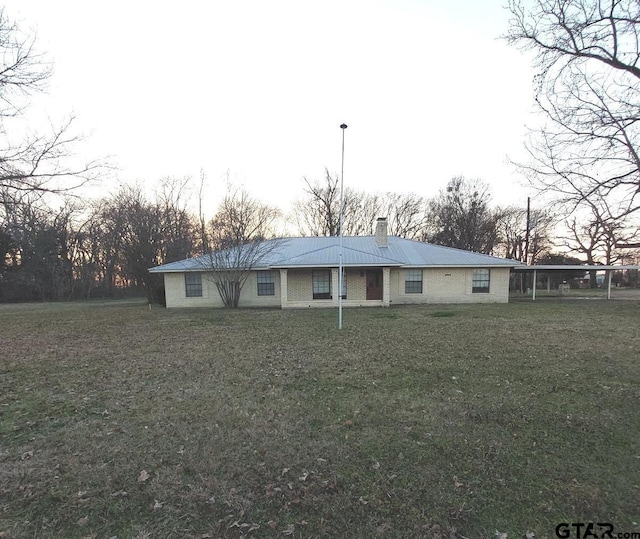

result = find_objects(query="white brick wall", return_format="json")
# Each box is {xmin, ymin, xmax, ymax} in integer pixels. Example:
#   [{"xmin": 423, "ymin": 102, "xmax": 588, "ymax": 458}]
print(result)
[
  {"xmin": 164, "ymin": 270, "xmax": 281, "ymax": 308},
  {"xmin": 389, "ymin": 267, "xmax": 510, "ymax": 304},
  {"xmin": 287, "ymin": 269, "xmax": 312, "ymax": 301},
  {"xmin": 163, "ymin": 266, "xmax": 511, "ymax": 308}
]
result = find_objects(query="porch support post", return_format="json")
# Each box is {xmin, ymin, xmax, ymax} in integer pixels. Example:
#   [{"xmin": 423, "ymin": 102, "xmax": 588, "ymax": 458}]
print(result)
[
  {"xmin": 279, "ymin": 269, "xmax": 288, "ymax": 308},
  {"xmin": 607, "ymin": 269, "xmax": 612, "ymax": 299},
  {"xmin": 332, "ymin": 268, "xmax": 340, "ymax": 305},
  {"xmin": 382, "ymin": 267, "xmax": 390, "ymax": 307}
]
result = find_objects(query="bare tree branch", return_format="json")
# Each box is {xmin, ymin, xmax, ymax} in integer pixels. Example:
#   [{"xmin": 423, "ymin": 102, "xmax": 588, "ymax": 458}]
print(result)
[
  {"xmin": 0, "ymin": 11, "xmax": 106, "ymax": 208},
  {"xmin": 198, "ymin": 185, "xmax": 283, "ymax": 307},
  {"xmin": 505, "ymin": 0, "xmax": 640, "ymax": 235}
]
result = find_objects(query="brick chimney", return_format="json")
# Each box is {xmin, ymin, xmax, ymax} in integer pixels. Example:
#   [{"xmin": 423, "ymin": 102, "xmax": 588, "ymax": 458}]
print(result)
[{"xmin": 375, "ymin": 217, "xmax": 388, "ymax": 247}]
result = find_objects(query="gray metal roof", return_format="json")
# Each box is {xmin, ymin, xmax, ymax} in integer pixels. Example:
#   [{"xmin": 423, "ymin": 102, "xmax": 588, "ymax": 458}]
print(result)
[{"xmin": 149, "ymin": 236, "xmax": 521, "ymax": 273}]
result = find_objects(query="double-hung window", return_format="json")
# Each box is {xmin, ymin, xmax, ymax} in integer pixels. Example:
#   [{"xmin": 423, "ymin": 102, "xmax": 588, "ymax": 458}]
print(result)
[
  {"xmin": 257, "ymin": 271, "xmax": 275, "ymax": 296},
  {"xmin": 404, "ymin": 269, "xmax": 423, "ymax": 294},
  {"xmin": 312, "ymin": 270, "xmax": 331, "ymax": 299},
  {"xmin": 472, "ymin": 268, "xmax": 490, "ymax": 293},
  {"xmin": 185, "ymin": 273, "xmax": 203, "ymax": 297}
]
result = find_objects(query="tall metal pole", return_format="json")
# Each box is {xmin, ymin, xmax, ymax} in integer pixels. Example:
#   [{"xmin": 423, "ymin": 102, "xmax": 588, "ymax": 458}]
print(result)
[
  {"xmin": 338, "ymin": 123, "xmax": 347, "ymax": 330},
  {"xmin": 523, "ymin": 196, "xmax": 531, "ymax": 294}
]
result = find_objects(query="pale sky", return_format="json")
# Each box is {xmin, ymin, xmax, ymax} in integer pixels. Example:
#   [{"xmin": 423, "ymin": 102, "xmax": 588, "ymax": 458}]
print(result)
[{"xmin": 3, "ymin": 0, "xmax": 538, "ymax": 216}]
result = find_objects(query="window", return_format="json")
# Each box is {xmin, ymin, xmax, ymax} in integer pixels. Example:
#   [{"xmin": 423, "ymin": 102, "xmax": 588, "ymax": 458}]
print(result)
[
  {"xmin": 312, "ymin": 270, "xmax": 331, "ymax": 299},
  {"xmin": 185, "ymin": 273, "xmax": 202, "ymax": 297},
  {"xmin": 404, "ymin": 269, "xmax": 423, "ymax": 294},
  {"xmin": 472, "ymin": 268, "xmax": 490, "ymax": 293},
  {"xmin": 257, "ymin": 271, "xmax": 275, "ymax": 296}
]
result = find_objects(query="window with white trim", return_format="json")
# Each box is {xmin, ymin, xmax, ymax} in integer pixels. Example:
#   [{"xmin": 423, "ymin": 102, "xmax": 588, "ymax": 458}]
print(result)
[
  {"xmin": 185, "ymin": 273, "xmax": 203, "ymax": 297},
  {"xmin": 257, "ymin": 271, "xmax": 275, "ymax": 296},
  {"xmin": 312, "ymin": 270, "xmax": 331, "ymax": 299},
  {"xmin": 404, "ymin": 269, "xmax": 423, "ymax": 294},
  {"xmin": 472, "ymin": 268, "xmax": 490, "ymax": 293}
]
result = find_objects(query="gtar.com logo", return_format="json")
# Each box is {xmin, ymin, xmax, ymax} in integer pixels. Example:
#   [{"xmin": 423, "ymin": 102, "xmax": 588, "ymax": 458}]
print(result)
[{"xmin": 555, "ymin": 523, "xmax": 640, "ymax": 539}]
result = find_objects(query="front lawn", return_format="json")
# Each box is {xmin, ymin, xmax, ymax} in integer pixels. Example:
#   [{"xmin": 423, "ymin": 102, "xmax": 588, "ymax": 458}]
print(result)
[{"xmin": 1, "ymin": 300, "xmax": 639, "ymax": 538}]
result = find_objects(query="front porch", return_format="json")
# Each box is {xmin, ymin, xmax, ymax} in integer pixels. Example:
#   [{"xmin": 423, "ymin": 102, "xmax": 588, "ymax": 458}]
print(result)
[{"xmin": 278, "ymin": 267, "xmax": 391, "ymax": 308}]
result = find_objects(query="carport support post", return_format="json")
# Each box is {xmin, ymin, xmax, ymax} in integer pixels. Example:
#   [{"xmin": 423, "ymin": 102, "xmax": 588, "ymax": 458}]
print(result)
[
  {"xmin": 607, "ymin": 269, "xmax": 612, "ymax": 299},
  {"xmin": 532, "ymin": 269, "xmax": 537, "ymax": 301}
]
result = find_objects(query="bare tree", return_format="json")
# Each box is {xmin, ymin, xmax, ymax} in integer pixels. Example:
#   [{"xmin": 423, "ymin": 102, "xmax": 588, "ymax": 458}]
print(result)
[
  {"xmin": 425, "ymin": 177, "xmax": 502, "ymax": 254},
  {"xmin": 73, "ymin": 181, "xmax": 195, "ymax": 302},
  {"xmin": 381, "ymin": 192, "xmax": 428, "ymax": 239},
  {"xmin": 0, "ymin": 9, "xmax": 103, "ymax": 207},
  {"xmin": 208, "ymin": 185, "xmax": 280, "ymax": 249},
  {"xmin": 0, "ymin": 192, "xmax": 80, "ymax": 301},
  {"xmin": 291, "ymin": 169, "xmax": 373, "ymax": 236},
  {"xmin": 559, "ymin": 195, "xmax": 639, "ymax": 285},
  {"xmin": 496, "ymin": 205, "xmax": 554, "ymax": 263},
  {"xmin": 112, "ymin": 186, "xmax": 166, "ymax": 302},
  {"xmin": 505, "ymin": 0, "xmax": 640, "ymax": 226},
  {"xmin": 292, "ymin": 169, "xmax": 428, "ymax": 238},
  {"xmin": 200, "ymin": 185, "xmax": 283, "ymax": 307},
  {"xmin": 197, "ymin": 169, "xmax": 209, "ymax": 254},
  {"xmin": 0, "ymin": 8, "xmax": 50, "ymax": 117},
  {"xmin": 67, "ymin": 210, "xmax": 105, "ymax": 299},
  {"xmin": 292, "ymin": 169, "xmax": 342, "ymax": 236},
  {"xmin": 156, "ymin": 176, "xmax": 196, "ymax": 263}
]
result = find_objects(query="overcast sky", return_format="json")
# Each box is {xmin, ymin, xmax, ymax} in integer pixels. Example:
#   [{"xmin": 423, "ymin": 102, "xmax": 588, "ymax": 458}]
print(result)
[{"xmin": 4, "ymin": 0, "xmax": 538, "ymax": 215}]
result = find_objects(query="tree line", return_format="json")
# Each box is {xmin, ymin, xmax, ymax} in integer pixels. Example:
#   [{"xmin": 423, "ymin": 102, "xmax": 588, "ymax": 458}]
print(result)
[{"xmin": 4, "ymin": 168, "xmax": 636, "ymax": 304}]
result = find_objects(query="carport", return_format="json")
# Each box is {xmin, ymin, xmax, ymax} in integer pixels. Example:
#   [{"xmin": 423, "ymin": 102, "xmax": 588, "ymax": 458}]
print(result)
[{"xmin": 512, "ymin": 264, "xmax": 640, "ymax": 300}]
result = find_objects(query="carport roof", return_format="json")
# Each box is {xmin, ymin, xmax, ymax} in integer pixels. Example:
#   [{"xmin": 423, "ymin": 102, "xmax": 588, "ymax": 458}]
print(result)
[{"xmin": 512, "ymin": 264, "xmax": 640, "ymax": 271}]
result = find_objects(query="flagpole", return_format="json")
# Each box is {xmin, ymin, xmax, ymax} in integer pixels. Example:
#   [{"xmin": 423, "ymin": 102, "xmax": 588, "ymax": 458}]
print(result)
[{"xmin": 338, "ymin": 123, "xmax": 347, "ymax": 330}]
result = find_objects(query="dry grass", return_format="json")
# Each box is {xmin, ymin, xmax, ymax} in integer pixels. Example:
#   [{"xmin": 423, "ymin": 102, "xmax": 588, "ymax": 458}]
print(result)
[{"xmin": 1, "ymin": 299, "xmax": 639, "ymax": 538}]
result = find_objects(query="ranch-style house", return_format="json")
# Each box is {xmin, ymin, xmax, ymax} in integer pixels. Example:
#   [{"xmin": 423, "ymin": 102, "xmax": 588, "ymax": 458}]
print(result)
[{"xmin": 150, "ymin": 218, "xmax": 521, "ymax": 309}]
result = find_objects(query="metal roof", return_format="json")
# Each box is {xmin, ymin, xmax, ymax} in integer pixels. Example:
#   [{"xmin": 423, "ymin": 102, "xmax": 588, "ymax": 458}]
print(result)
[{"xmin": 149, "ymin": 236, "xmax": 521, "ymax": 273}]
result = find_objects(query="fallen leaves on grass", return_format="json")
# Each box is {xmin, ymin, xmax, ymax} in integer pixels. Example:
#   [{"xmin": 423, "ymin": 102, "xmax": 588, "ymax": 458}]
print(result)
[
  {"xmin": 227, "ymin": 521, "xmax": 259, "ymax": 532},
  {"xmin": 137, "ymin": 469, "xmax": 150, "ymax": 482}
]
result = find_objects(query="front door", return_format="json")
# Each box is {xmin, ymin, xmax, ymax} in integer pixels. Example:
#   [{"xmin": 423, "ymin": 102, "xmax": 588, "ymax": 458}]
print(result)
[{"xmin": 366, "ymin": 269, "xmax": 383, "ymax": 300}]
